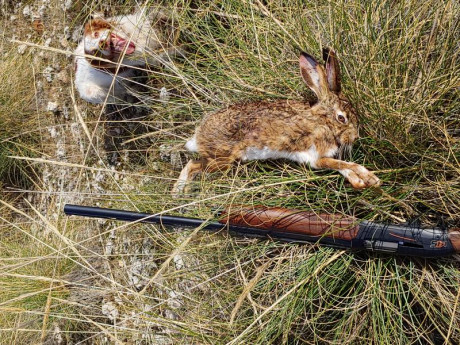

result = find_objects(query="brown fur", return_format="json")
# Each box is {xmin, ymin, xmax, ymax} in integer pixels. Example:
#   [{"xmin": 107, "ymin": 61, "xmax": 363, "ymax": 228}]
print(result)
[
  {"xmin": 323, "ymin": 48, "xmax": 341, "ymax": 92},
  {"xmin": 196, "ymin": 100, "xmax": 339, "ymax": 162},
  {"xmin": 173, "ymin": 49, "xmax": 381, "ymax": 194}
]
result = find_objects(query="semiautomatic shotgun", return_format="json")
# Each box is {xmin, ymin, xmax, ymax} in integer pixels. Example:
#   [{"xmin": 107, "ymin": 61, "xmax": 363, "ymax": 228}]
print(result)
[{"xmin": 64, "ymin": 204, "xmax": 460, "ymax": 257}]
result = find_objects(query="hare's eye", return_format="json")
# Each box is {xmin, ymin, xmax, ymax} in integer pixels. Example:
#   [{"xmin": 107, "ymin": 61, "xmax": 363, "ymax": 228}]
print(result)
[
  {"xmin": 337, "ymin": 113, "xmax": 347, "ymax": 124},
  {"xmin": 94, "ymin": 31, "xmax": 99, "ymax": 38}
]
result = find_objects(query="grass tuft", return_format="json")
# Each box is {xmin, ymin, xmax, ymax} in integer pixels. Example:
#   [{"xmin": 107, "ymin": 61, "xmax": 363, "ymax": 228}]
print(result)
[{"xmin": 0, "ymin": 50, "xmax": 38, "ymax": 189}]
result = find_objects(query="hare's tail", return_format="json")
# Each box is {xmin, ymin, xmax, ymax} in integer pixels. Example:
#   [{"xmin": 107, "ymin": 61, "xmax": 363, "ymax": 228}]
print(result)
[{"xmin": 185, "ymin": 136, "xmax": 198, "ymax": 152}]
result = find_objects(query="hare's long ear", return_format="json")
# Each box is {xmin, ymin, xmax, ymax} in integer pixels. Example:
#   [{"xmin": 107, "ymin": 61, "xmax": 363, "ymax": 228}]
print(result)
[
  {"xmin": 322, "ymin": 48, "xmax": 341, "ymax": 93},
  {"xmin": 299, "ymin": 52, "xmax": 329, "ymax": 100}
]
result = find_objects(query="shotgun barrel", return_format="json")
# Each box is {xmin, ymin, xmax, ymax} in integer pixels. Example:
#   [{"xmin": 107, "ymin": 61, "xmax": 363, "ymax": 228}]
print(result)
[{"xmin": 64, "ymin": 204, "xmax": 460, "ymax": 257}]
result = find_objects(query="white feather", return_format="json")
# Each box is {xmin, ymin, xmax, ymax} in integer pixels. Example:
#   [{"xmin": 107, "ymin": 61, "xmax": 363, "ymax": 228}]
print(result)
[{"xmin": 74, "ymin": 41, "xmax": 136, "ymax": 104}]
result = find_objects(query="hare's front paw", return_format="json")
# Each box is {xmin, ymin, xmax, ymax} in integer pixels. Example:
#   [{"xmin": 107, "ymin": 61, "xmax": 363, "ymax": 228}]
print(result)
[{"xmin": 341, "ymin": 165, "xmax": 381, "ymax": 189}]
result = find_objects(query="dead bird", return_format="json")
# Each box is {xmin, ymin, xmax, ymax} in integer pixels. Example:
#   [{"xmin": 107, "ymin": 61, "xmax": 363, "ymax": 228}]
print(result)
[{"xmin": 74, "ymin": 10, "xmax": 182, "ymax": 104}]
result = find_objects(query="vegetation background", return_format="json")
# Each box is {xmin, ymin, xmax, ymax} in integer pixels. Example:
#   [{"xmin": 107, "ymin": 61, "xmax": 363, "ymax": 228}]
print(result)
[{"xmin": 0, "ymin": 0, "xmax": 458, "ymax": 344}]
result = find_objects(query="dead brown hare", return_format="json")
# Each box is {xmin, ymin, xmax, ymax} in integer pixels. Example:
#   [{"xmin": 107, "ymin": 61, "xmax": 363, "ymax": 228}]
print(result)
[{"xmin": 173, "ymin": 48, "xmax": 381, "ymax": 195}]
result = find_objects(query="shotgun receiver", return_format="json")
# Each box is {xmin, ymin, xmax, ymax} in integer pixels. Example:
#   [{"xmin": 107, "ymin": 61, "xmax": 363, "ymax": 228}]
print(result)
[{"xmin": 64, "ymin": 204, "xmax": 460, "ymax": 257}]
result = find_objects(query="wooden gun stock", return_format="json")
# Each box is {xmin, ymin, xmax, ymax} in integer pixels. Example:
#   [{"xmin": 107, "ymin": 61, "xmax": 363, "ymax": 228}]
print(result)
[{"xmin": 219, "ymin": 206, "xmax": 359, "ymax": 241}]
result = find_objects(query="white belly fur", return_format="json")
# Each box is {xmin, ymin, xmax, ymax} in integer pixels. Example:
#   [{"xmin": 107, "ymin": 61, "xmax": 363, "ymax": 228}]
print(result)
[
  {"xmin": 185, "ymin": 139, "xmax": 338, "ymax": 168},
  {"xmin": 242, "ymin": 145, "xmax": 321, "ymax": 167}
]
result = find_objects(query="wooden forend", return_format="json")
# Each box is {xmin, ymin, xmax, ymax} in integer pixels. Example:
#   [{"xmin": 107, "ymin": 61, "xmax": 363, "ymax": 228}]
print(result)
[{"xmin": 219, "ymin": 206, "xmax": 360, "ymax": 241}]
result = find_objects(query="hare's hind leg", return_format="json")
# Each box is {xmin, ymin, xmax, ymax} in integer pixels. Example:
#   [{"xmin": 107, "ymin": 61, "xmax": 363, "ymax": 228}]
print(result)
[
  {"xmin": 315, "ymin": 157, "xmax": 381, "ymax": 189},
  {"xmin": 172, "ymin": 159, "xmax": 204, "ymax": 196},
  {"xmin": 172, "ymin": 157, "xmax": 234, "ymax": 196}
]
